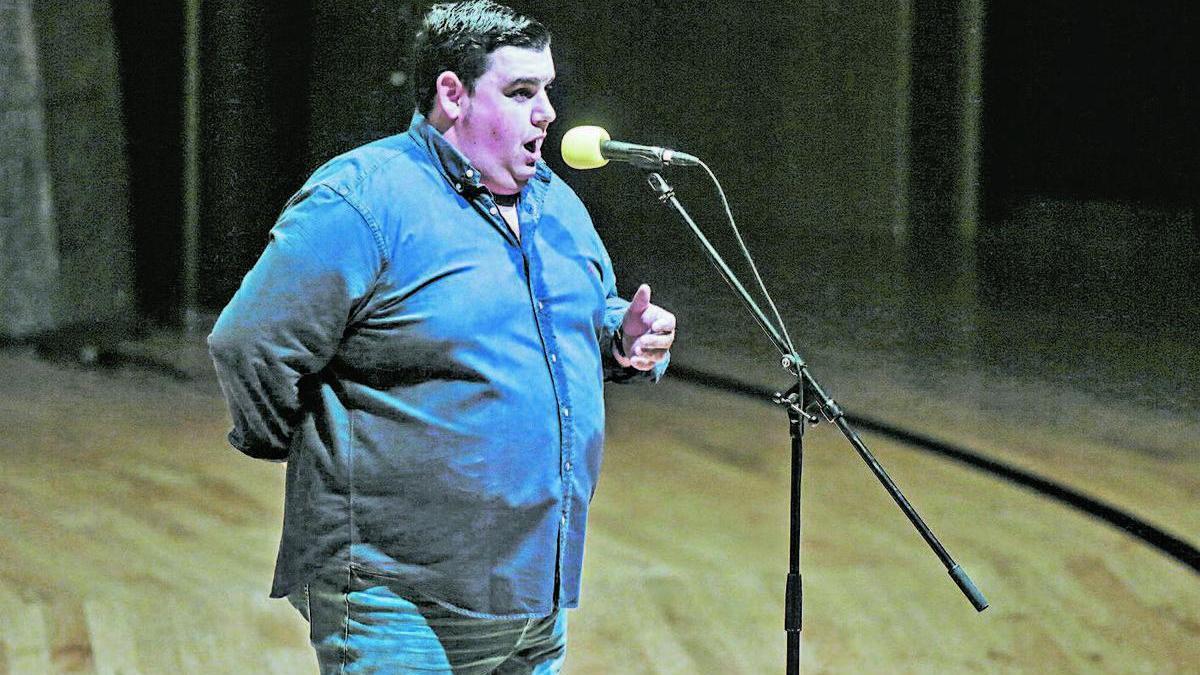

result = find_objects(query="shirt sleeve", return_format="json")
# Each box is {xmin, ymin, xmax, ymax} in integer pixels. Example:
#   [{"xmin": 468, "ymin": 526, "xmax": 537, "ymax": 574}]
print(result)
[{"xmin": 207, "ymin": 185, "xmax": 384, "ymax": 460}]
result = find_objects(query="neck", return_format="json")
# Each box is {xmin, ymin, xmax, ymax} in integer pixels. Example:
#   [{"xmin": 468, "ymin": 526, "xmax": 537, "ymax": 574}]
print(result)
[{"xmin": 426, "ymin": 107, "xmax": 453, "ymax": 134}]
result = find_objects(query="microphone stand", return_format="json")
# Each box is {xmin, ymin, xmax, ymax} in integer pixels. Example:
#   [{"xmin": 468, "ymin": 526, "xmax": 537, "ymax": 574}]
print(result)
[{"xmin": 641, "ymin": 171, "xmax": 988, "ymax": 675}]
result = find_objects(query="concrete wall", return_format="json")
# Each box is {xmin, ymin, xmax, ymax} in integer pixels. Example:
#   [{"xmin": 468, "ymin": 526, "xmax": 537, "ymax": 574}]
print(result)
[
  {"xmin": 0, "ymin": 0, "xmax": 57, "ymax": 338},
  {"xmin": 0, "ymin": 0, "xmax": 134, "ymax": 339}
]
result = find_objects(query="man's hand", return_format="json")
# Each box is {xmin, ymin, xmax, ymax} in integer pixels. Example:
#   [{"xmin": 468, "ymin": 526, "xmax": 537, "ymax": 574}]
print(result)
[{"xmin": 615, "ymin": 284, "xmax": 676, "ymax": 371}]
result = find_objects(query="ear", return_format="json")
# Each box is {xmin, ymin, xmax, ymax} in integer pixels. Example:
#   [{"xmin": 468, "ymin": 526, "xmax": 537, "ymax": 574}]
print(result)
[{"xmin": 433, "ymin": 71, "xmax": 469, "ymax": 121}]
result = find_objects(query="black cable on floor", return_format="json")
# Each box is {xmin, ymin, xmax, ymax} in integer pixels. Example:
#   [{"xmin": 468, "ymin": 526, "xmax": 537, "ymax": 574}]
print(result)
[{"xmin": 666, "ymin": 364, "xmax": 1200, "ymax": 576}]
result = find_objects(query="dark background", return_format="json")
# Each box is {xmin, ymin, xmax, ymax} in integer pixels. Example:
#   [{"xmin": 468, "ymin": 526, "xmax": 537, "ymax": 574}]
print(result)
[
  {"xmin": 983, "ymin": 0, "xmax": 1196, "ymax": 208},
  {"xmin": 8, "ymin": 0, "xmax": 1199, "ymax": 418}
]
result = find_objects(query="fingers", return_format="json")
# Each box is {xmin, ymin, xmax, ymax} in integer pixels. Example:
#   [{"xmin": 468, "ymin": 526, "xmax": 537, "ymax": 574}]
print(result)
[
  {"xmin": 627, "ymin": 346, "xmax": 667, "ymax": 370},
  {"xmin": 626, "ymin": 328, "xmax": 674, "ymax": 370},
  {"xmin": 629, "ymin": 356, "xmax": 659, "ymax": 371},
  {"xmin": 627, "ymin": 284, "xmax": 652, "ymax": 317},
  {"xmin": 631, "ymin": 332, "xmax": 674, "ymax": 352},
  {"xmin": 647, "ymin": 310, "xmax": 675, "ymax": 334}
]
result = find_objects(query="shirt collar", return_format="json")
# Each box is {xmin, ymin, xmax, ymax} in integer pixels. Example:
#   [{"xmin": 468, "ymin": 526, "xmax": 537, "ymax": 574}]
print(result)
[{"xmin": 407, "ymin": 111, "xmax": 552, "ymax": 198}]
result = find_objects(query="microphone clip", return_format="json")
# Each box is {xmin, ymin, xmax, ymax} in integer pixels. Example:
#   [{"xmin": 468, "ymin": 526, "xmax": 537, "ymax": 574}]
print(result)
[{"xmin": 645, "ymin": 172, "xmax": 675, "ymax": 203}]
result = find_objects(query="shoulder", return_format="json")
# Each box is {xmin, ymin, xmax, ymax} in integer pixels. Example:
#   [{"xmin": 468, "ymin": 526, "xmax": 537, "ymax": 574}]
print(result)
[
  {"xmin": 271, "ymin": 135, "xmax": 425, "ymax": 262},
  {"xmin": 541, "ymin": 165, "xmax": 593, "ymax": 223},
  {"xmin": 304, "ymin": 133, "xmax": 429, "ymax": 199},
  {"xmin": 288, "ymin": 132, "xmax": 444, "ymax": 254}
]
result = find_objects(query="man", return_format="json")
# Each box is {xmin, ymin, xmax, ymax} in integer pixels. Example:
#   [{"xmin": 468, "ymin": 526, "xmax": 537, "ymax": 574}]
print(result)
[{"xmin": 207, "ymin": 1, "xmax": 676, "ymax": 672}]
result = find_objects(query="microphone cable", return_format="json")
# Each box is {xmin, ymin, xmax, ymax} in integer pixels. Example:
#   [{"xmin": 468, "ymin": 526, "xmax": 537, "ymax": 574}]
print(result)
[{"xmin": 692, "ymin": 157, "xmax": 800, "ymax": 361}]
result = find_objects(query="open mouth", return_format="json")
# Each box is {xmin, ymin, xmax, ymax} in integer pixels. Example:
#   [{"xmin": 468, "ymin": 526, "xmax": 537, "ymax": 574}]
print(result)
[{"xmin": 522, "ymin": 138, "xmax": 541, "ymax": 167}]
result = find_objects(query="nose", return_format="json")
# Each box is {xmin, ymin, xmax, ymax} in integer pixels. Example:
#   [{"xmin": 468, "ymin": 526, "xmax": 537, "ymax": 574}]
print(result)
[{"xmin": 533, "ymin": 89, "xmax": 556, "ymax": 129}]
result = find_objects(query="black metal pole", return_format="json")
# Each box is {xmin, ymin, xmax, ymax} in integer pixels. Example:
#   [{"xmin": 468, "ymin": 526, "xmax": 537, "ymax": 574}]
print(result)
[{"xmin": 784, "ymin": 387, "xmax": 806, "ymax": 675}]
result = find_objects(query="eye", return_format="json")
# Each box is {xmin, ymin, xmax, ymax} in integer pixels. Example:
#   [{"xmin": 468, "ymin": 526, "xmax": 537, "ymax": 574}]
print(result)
[{"xmin": 508, "ymin": 87, "xmax": 535, "ymax": 100}]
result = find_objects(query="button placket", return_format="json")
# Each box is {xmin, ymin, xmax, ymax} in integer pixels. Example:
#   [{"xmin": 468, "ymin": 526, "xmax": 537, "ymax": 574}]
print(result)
[{"xmin": 516, "ymin": 182, "xmax": 573, "ymax": 600}]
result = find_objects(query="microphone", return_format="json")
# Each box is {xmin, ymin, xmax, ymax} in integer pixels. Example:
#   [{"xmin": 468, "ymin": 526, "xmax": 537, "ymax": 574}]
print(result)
[{"xmin": 561, "ymin": 125, "xmax": 700, "ymax": 170}]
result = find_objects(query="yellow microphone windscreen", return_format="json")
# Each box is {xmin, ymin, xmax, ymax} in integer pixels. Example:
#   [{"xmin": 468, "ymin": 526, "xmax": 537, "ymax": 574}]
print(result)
[{"xmin": 561, "ymin": 125, "xmax": 611, "ymax": 170}]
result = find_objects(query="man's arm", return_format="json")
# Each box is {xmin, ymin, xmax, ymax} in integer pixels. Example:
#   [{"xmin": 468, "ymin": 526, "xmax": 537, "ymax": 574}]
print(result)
[{"xmin": 207, "ymin": 185, "xmax": 383, "ymax": 460}]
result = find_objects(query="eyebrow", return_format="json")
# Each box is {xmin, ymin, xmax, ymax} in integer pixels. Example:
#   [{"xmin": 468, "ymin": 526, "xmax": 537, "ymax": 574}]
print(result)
[{"xmin": 504, "ymin": 76, "xmax": 555, "ymax": 89}]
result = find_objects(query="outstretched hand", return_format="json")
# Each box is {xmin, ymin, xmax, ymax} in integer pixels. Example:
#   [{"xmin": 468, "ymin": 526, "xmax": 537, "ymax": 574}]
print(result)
[{"xmin": 616, "ymin": 284, "xmax": 676, "ymax": 371}]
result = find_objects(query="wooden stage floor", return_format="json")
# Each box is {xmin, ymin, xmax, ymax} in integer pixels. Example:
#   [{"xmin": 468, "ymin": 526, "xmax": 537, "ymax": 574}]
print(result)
[{"xmin": 0, "ymin": 332, "xmax": 1196, "ymax": 673}]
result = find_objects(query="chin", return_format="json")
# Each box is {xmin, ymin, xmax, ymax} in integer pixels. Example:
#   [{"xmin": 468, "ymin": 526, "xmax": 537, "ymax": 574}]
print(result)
[
  {"xmin": 499, "ymin": 174, "xmax": 530, "ymax": 193},
  {"xmin": 514, "ymin": 166, "xmax": 536, "ymax": 183}
]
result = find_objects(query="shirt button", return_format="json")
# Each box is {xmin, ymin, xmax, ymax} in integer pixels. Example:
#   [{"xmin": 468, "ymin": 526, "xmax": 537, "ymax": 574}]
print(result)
[
  {"xmin": 561, "ymin": 513, "xmax": 568, "ymax": 524},
  {"xmin": 537, "ymin": 301, "xmax": 545, "ymax": 311},
  {"xmin": 564, "ymin": 461, "xmax": 572, "ymax": 472},
  {"xmin": 465, "ymin": 169, "xmax": 474, "ymax": 178},
  {"xmin": 561, "ymin": 407, "xmax": 570, "ymax": 417},
  {"xmin": 489, "ymin": 206, "xmax": 498, "ymax": 215},
  {"xmin": 549, "ymin": 353, "xmax": 558, "ymax": 363},
  {"xmin": 454, "ymin": 182, "xmax": 462, "ymax": 191}
]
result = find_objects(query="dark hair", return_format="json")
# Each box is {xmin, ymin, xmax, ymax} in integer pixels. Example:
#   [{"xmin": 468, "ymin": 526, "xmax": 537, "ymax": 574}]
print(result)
[{"xmin": 412, "ymin": 1, "xmax": 551, "ymax": 115}]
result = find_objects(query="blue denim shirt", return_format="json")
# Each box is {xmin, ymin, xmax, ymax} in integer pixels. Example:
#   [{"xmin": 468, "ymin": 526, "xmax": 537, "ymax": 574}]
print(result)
[{"xmin": 208, "ymin": 112, "xmax": 667, "ymax": 618}]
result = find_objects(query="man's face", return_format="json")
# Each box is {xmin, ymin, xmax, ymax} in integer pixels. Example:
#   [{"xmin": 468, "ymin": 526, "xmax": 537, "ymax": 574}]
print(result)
[{"xmin": 447, "ymin": 45, "xmax": 557, "ymax": 195}]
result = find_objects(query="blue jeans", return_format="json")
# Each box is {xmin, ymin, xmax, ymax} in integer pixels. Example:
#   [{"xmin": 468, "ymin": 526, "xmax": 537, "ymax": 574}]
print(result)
[{"xmin": 288, "ymin": 569, "xmax": 568, "ymax": 674}]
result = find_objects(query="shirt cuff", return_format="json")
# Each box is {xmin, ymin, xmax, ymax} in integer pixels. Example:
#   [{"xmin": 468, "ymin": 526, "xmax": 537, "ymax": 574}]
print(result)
[
  {"xmin": 605, "ymin": 351, "xmax": 669, "ymax": 383},
  {"xmin": 227, "ymin": 429, "xmax": 290, "ymax": 462}
]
